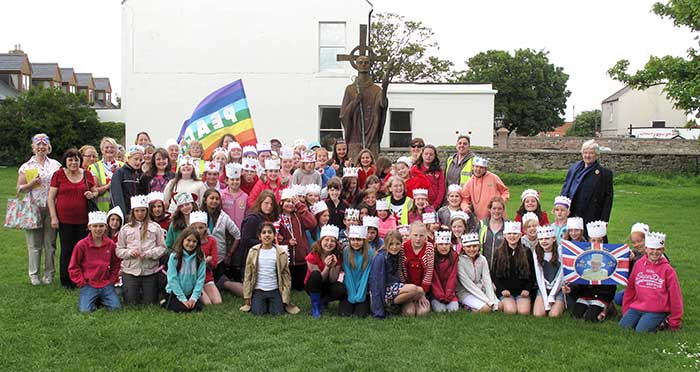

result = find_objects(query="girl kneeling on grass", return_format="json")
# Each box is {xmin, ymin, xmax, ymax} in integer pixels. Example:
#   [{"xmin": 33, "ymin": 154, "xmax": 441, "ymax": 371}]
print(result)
[
  {"xmin": 532, "ymin": 226, "xmax": 565, "ymax": 317},
  {"xmin": 401, "ymin": 222, "xmax": 434, "ymax": 316},
  {"xmin": 241, "ymin": 222, "xmax": 300, "ymax": 316},
  {"xmin": 305, "ymin": 225, "xmax": 346, "ymax": 318},
  {"xmin": 456, "ymin": 232, "xmax": 499, "ymax": 312},
  {"xmin": 163, "ymin": 226, "xmax": 206, "ymax": 313},
  {"xmin": 491, "ymin": 221, "xmax": 535, "ymax": 315},
  {"xmin": 430, "ymin": 231, "xmax": 459, "ymax": 312},
  {"xmin": 340, "ymin": 225, "xmax": 375, "ymax": 317},
  {"xmin": 69, "ymin": 211, "xmax": 122, "ymax": 312},
  {"xmin": 188, "ymin": 211, "xmax": 221, "ymax": 305}
]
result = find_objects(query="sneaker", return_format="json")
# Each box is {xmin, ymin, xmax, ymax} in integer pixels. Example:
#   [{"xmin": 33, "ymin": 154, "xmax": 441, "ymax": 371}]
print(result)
[
  {"xmin": 42, "ymin": 277, "xmax": 52, "ymax": 285},
  {"xmin": 30, "ymin": 277, "xmax": 41, "ymax": 286}
]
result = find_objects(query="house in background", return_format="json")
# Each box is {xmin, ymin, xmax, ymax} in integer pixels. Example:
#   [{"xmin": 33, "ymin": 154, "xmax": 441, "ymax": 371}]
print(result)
[
  {"xmin": 60, "ymin": 68, "xmax": 77, "ymax": 94},
  {"xmin": 538, "ymin": 121, "xmax": 573, "ymax": 137},
  {"xmin": 75, "ymin": 73, "xmax": 95, "ymax": 104},
  {"xmin": 93, "ymin": 77, "xmax": 113, "ymax": 107},
  {"xmin": 31, "ymin": 63, "xmax": 62, "ymax": 89},
  {"xmin": 0, "ymin": 45, "xmax": 33, "ymax": 99},
  {"xmin": 601, "ymin": 84, "xmax": 687, "ymax": 136}
]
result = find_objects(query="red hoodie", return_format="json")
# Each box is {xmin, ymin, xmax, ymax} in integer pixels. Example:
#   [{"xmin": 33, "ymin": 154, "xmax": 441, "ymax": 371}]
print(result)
[
  {"xmin": 622, "ymin": 255, "xmax": 683, "ymax": 330},
  {"xmin": 430, "ymin": 250, "xmax": 458, "ymax": 303},
  {"xmin": 383, "ymin": 167, "xmax": 431, "ymax": 199},
  {"xmin": 401, "ymin": 240, "xmax": 435, "ymax": 293},
  {"xmin": 68, "ymin": 234, "xmax": 121, "ymax": 288},
  {"xmin": 277, "ymin": 200, "xmax": 318, "ymax": 266},
  {"xmin": 247, "ymin": 177, "xmax": 284, "ymax": 209}
]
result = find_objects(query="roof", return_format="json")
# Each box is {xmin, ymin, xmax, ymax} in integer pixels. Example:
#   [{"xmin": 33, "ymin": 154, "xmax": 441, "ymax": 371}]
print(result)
[
  {"xmin": 0, "ymin": 54, "xmax": 30, "ymax": 72},
  {"xmin": 75, "ymin": 73, "xmax": 94, "ymax": 88},
  {"xmin": 60, "ymin": 68, "xmax": 76, "ymax": 84},
  {"xmin": 0, "ymin": 80, "xmax": 19, "ymax": 100},
  {"xmin": 539, "ymin": 121, "xmax": 573, "ymax": 137},
  {"xmin": 602, "ymin": 86, "xmax": 631, "ymax": 104},
  {"xmin": 93, "ymin": 77, "xmax": 111, "ymax": 92},
  {"xmin": 31, "ymin": 63, "xmax": 60, "ymax": 80}
]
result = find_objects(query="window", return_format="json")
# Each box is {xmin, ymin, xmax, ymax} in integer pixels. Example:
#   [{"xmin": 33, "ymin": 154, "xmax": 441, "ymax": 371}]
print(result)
[
  {"xmin": 70, "ymin": 85, "xmax": 76, "ymax": 94},
  {"xmin": 319, "ymin": 22, "xmax": 346, "ymax": 72},
  {"xmin": 22, "ymin": 74, "xmax": 31, "ymax": 91},
  {"xmin": 389, "ymin": 110, "xmax": 412, "ymax": 148},
  {"xmin": 319, "ymin": 106, "xmax": 343, "ymax": 148},
  {"xmin": 652, "ymin": 120, "xmax": 666, "ymax": 128}
]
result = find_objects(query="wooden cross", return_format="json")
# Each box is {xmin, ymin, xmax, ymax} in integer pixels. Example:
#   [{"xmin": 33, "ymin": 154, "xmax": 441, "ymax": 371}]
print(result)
[{"xmin": 336, "ymin": 24, "xmax": 386, "ymax": 70}]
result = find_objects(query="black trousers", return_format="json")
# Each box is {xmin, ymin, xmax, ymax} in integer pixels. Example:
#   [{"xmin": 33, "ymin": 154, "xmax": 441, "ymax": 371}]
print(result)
[
  {"xmin": 573, "ymin": 303, "xmax": 606, "ymax": 322},
  {"xmin": 163, "ymin": 293, "xmax": 203, "ymax": 313},
  {"xmin": 122, "ymin": 273, "xmax": 159, "ymax": 305},
  {"xmin": 58, "ymin": 222, "xmax": 88, "ymax": 288},
  {"xmin": 304, "ymin": 271, "xmax": 346, "ymax": 302},
  {"xmin": 290, "ymin": 263, "xmax": 307, "ymax": 291},
  {"xmin": 339, "ymin": 298, "xmax": 370, "ymax": 317}
]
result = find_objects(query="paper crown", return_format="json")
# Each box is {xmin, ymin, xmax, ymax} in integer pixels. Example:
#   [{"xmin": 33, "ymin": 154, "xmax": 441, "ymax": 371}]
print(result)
[
  {"xmin": 88, "ymin": 211, "xmax": 107, "ymax": 225},
  {"xmin": 586, "ymin": 220, "xmax": 608, "ymax": 239},
  {"xmin": 189, "ymin": 211, "xmax": 208, "ymax": 226},
  {"xmin": 130, "ymin": 194, "xmax": 149, "ymax": 209},
  {"xmin": 461, "ymin": 232, "xmax": 480, "ymax": 246},
  {"xmin": 310, "ymin": 201, "xmax": 328, "ymax": 215},
  {"xmin": 279, "ymin": 147, "xmax": 294, "ymax": 160},
  {"xmin": 174, "ymin": 191, "xmax": 194, "ymax": 206},
  {"xmin": 291, "ymin": 184, "xmax": 307, "ymax": 196},
  {"xmin": 363, "ymin": 216, "xmax": 380, "ymax": 229},
  {"xmin": 256, "ymin": 142, "xmax": 272, "ymax": 153},
  {"xmin": 204, "ymin": 161, "xmax": 220, "ymax": 173},
  {"xmin": 305, "ymin": 184, "xmax": 322, "ymax": 195},
  {"xmin": 343, "ymin": 167, "xmax": 359, "ymax": 178},
  {"xmin": 554, "ymin": 195, "xmax": 571, "ymax": 209},
  {"xmin": 227, "ymin": 142, "xmax": 242, "ymax": 151},
  {"xmin": 375, "ymin": 199, "xmax": 389, "ymax": 210},
  {"xmin": 504, "ymin": 221, "xmax": 522, "ymax": 234},
  {"xmin": 264, "ymin": 159, "xmax": 280, "ymax": 170},
  {"xmin": 521, "ymin": 188, "xmax": 540, "ymax": 202},
  {"xmin": 645, "ymin": 231, "xmax": 666, "ymax": 249},
  {"xmin": 225, "ymin": 163, "xmax": 243, "ymax": 179},
  {"xmin": 320, "ymin": 187, "xmax": 328, "ymax": 200},
  {"xmin": 308, "ymin": 141, "xmax": 321, "ymax": 149},
  {"xmin": 301, "ymin": 150, "xmax": 316, "ymax": 163},
  {"xmin": 242, "ymin": 158, "xmax": 258, "ymax": 171},
  {"xmin": 413, "ymin": 188, "xmax": 429, "ymax": 198},
  {"xmin": 294, "ymin": 139, "xmax": 307, "ymax": 148},
  {"xmin": 395, "ymin": 156, "xmax": 413, "ymax": 168},
  {"xmin": 348, "ymin": 225, "xmax": 368, "ymax": 239},
  {"xmin": 107, "ymin": 206, "xmax": 124, "ymax": 222},
  {"xmin": 567, "ymin": 217, "xmax": 584, "ymax": 230},
  {"xmin": 178, "ymin": 156, "xmax": 194, "ymax": 167},
  {"xmin": 473, "ymin": 156, "xmax": 488, "ymax": 168},
  {"xmin": 280, "ymin": 188, "xmax": 296, "ymax": 201},
  {"xmin": 320, "ymin": 224, "xmax": 339, "ymax": 239},
  {"xmin": 435, "ymin": 231, "xmax": 452, "ymax": 244},
  {"xmin": 521, "ymin": 212, "xmax": 539, "ymax": 226},
  {"xmin": 164, "ymin": 138, "xmax": 179, "ymax": 149},
  {"xmin": 242, "ymin": 145, "xmax": 257, "ymax": 156},
  {"xmin": 631, "ymin": 222, "xmax": 650, "ymax": 235},
  {"xmin": 212, "ymin": 147, "xmax": 229, "ymax": 160},
  {"xmin": 422, "ymin": 212, "xmax": 438, "ymax": 224},
  {"xmin": 450, "ymin": 211, "xmax": 470, "ymax": 223},
  {"xmin": 447, "ymin": 184, "xmax": 462, "ymax": 194},
  {"xmin": 345, "ymin": 208, "xmax": 360, "ymax": 221},
  {"xmin": 536, "ymin": 225, "xmax": 556, "ymax": 239},
  {"xmin": 126, "ymin": 145, "xmax": 144, "ymax": 158},
  {"xmin": 397, "ymin": 225, "xmax": 410, "ymax": 235},
  {"xmin": 147, "ymin": 191, "xmax": 164, "ymax": 203}
]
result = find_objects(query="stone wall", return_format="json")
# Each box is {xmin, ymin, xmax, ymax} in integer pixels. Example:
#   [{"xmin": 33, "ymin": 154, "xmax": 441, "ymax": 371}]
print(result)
[{"xmin": 498, "ymin": 135, "xmax": 700, "ymax": 154}]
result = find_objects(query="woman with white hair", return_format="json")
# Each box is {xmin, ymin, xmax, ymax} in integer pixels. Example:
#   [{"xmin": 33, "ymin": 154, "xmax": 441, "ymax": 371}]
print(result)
[
  {"xmin": 560, "ymin": 140, "xmax": 613, "ymax": 233},
  {"xmin": 88, "ymin": 137, "xmax": 123, "ymax": 212}
]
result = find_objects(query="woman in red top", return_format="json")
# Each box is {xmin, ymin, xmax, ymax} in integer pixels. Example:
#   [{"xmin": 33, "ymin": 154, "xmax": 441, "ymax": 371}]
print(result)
[
  {"xmin": 401, "ymin": 222, "xmax": 433, "ymax": 316},
  {"xmin": 48, "ymin": 148, "xmax": 98, "ymax": 289},
  {"xmin": 414, "ymin": 145, "xmax": 445, "ymax": 210},
  {"xmin": 356, "ymin": 149, "xmax": 376, "ymax": 191}
]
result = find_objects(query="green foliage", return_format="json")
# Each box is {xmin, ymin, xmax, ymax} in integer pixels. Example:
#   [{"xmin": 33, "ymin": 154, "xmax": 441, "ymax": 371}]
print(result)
[
  {"xmin": 456, "ymin": 49, "xmax": 571, "ymax": 136},
  {"xmin": 566, "ymin": 110, "xmax": 601, "ymax": 137},
  {"xmin": 0, "ymin": 88, "xmax": 125, "ymax": 165},
  {"xmin": 608, "ymin": 0, "xmax": 700, "ymax": 116}
]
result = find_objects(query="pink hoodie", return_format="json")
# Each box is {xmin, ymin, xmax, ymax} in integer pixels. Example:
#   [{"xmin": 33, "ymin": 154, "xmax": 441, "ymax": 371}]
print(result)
[
  {"xmin": 378, "ymin": 214, "xmax": 397, "ymax": 239},
  {"xmin": 622, "ymin": 255, "xmax": 683, "ymax": 330}
]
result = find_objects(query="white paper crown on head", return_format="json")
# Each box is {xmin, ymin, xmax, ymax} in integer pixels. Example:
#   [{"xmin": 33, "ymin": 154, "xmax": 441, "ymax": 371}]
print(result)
[
  {"xmin": 521, "ymin": 212, "xmax": 539, "ymax": 226},
  {"xmin": 242, "ymin": 145, "xmax": 257, "ymax": 156},
  {"xmin": 290, "ymin": 184, "xmax": 306, "ymax": 196},
  {"xmin": 397, "ymin": 225, "xmax": 410, "ymax": 234},
  {"xmin": 345, "ymin": 208, "xmax": 360, "ymax": 221},
  {"xmin": 279, "ymin": 146, "xmax": 294, "ymax": 160},
  {"xmin": 521, "ymin": 188, "xmax": 540, "ymax": 202},
  {"xmin": 348, "ymin": 225, "xmax": 368, "ymax": 239},
  {"xmin": 343, "ymin": 167, "xmax": 359, "ymax": 178},
  {"xmin": 147, "ymin": 191, "xmax": 164, "ymax": 203},
  {"xmin": 165, "ymin": 138, "xmax": 179, "ymax": 149},
  {"xmin": 473, "ymin": 156, "xmax": 488, "ymax": 168},
  {"xmin": 225, "ymin": 163, "xmax": 243, "ymax": 179},
  {"xmin": 554, "ymin": 195, "xmax": 571, "ymax": 209},
  {"xmin": 422, "ymin": 212, "xmax": 437, "ymax": 224},
  {"xmin": 107, "ymin": 206, "xmax": 124, "ymax": 222},
  {"xmin": 320, "ymin": 224, "xmax": 339, "ymax": 240},
  {"xmin": 447, "ymin": 184, "xmax": 462, "ymax": 194},
  {"xmin": 435, "ymin": 231, "xmax": 452, "ymax": 244},
  {"xmin": 461, "ymin": 232, "xmax": 480, "ymax": 246},
  {"xmin": 280, "ymin": 188, "xmax": 296, "ymax": 201},
  {"xmin": 375, "ymin": 199, "xmax": 389, "ymax": 210},
  {"xmin": 178, "ymin": 156, "xmax": 194, "ymax": 167},
  {"xmin": 645, "ymin": 231, "xmax": 666, "ymax": 249},
  {"xmin": 264, "ymin": 159, "xmax": 280, "ymax": 170},
  {"xmin": 301, "ymin": 150, "xmax": 316, "ymax": 163},
  {"xmin": 88, "ymin": 211, "xmax": 107, "ymax": 225},
  {"xmin": 305, "ymin": 184, "xmax": 322, "ymax": 195},
  {"xmin": 586, "ymin": 220, "xmax": 608, "ymax": 239},
  {"xmin": 450, "ymin": 211, "xmax": 469, "ymax": 223},
  {"xmin": 174, "ymin": 191, "xmax": 194, "ymax": 206},
  {"xmin": 395, "ymin": 156, "xmax": 413, "ymax": 168},
  {"xmin": 212, "ymin": 147, "xmax": 229, "ymax": 159},
  {"xmin": 631, "ymin": 222, "xmax": 650, "ymax": 235},
  {"xmin": 204, "ymin": 161, "xmax": 220, "ymax": 173},
  {"xmin": 536, "ymin": 225, "xmax": 556, "ymax": 239},
  {"xmin": 256, "ymin": 142, "xmax": 272, "ymax": 153},
  {"xmin": 567, "ymin": 217, "xmax": 584, "ymax": 230},
  {"xmin": 294, "ymin": 139, "xmax": 307, "ymax": 148},
  {"xmin": 320, "ymin": 187, "xmax": 328, "ymax": 200},
  {"xmin": 227, "ymin": 141, "xmax": 242, "ymax": 151},
  {"xmin": 189, "ymin": 211, "xmax": 208, "ymax": 226},
  {"xmin": 130, "ymin": 195, "xmax": 149, "ymax": 209},
  {"xmin": 363, "ymin": 216, "xmax": 380, "ymax": 229},
  {"xmin": 413, "ymin": 188, "xmax": 429, "ymax": 198},
  {"xmin": 126, "ymin": 145, "xmax": 144, "ymax": 158},
  {"xmin": 310, "ymin": 201, "xmax": 328, "ymax": 215},
  {"xmin": 504, "ymin": 221, "xmax": 522, "ymax": 234}
]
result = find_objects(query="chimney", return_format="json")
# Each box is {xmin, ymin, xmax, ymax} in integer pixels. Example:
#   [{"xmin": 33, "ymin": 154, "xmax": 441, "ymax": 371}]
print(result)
[{"xmin": 9, "ymin": 44, "xmax": 25, "ymax": 55}]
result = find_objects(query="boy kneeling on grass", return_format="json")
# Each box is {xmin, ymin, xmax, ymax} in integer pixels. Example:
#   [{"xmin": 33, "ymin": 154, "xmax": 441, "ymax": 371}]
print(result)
[{"xmin": 68, "ymin": 211, "xmax": 122, "ymax": 313}]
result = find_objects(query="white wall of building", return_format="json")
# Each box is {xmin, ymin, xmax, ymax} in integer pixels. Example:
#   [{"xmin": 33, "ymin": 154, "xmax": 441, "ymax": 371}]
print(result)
[
  {"xmin": 96, "ymin": 108, "xmax": 123, "ymax": 123},
  {"xmin": 601, "ymin": 85, "xmax": 687, "ymax": 136}
]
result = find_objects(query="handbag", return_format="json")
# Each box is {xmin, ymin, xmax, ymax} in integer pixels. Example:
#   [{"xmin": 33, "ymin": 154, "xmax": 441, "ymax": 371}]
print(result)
[
  {"xmin": 84, "ymin": 171, "xmax": 100, "ymax": 213},
  {"xmin": 4, "ymin": 190, "xmax": 42, "ymax": 229}
]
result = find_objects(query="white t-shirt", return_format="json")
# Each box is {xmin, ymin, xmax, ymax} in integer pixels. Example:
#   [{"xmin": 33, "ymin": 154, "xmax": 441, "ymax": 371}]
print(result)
[{"xmin": 255, "ymin": 247, "xmax": 278, "ymax": 291}]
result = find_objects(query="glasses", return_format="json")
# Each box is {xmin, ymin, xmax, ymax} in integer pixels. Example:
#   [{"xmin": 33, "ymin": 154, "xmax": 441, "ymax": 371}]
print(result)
[
  {"xmin": 83, "ymin": 154, "xmax": 98, "ymax": 158},
  {"xmin": 410, "ymin": 144, "xmax": 424, "ymax": 149}
]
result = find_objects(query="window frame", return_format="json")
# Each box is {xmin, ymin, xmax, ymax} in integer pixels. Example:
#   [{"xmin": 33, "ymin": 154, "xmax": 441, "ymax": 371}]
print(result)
[
  {"xmin": 318, "ymin": 21, "xmax": 346, "ymax": 72},
  {"xmin": 388, "ymin": 109, "xmax": 413, "ymax": 149}
]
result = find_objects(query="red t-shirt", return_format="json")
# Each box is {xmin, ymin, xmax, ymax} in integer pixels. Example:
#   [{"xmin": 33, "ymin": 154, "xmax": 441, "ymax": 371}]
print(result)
[
  {"xmin": 304, "ymin": 251, "xmax": 342, "ymax": 284},
  {"xmin": 51, "ymin": 169, "xmax": 96, "ymax": 224},
  {"xmin": 201, "ymin": 238, "xmax": 218, "ymax": 283}
]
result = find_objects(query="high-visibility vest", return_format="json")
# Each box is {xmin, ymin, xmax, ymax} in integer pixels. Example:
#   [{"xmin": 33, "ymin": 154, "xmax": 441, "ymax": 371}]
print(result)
[
  {"xmin": 446, "ymin": 155, "xmax": 474, "ymax": 186},
  {"xmin": 385, "ymin": 195, "xmax": 413, "ymax": 225},
  {"xmin": 89, "ymin": 160, "xmax": 124, "ymax": 212}
]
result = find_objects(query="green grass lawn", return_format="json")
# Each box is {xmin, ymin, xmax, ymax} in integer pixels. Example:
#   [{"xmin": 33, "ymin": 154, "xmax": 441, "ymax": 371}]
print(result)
[{"xmin": 0, "ymin": 167, "xmax": 697, "ymax": 371}]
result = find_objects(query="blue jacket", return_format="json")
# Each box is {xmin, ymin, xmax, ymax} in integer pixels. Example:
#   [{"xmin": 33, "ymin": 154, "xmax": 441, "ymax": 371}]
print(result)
[
  {"xmin": 166, "ymin": 251, "xmax": 206, "ymax": 302},
  {"xmin": 343, "ymin": 246, "xmax": 374, "ymax": 304},
  {"xmin": 320, "ymin": 165, "xmax": 336, "ymax": 188},
  {"xmin": 369, "ymin": 250, "xmax": 402, "ymax": 319}
]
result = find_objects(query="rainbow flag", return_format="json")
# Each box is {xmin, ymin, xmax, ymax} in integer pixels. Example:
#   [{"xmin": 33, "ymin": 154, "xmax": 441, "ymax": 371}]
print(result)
[{"xmin": 177, "ymin": 79, "xmax": 257, "ymax": 159}]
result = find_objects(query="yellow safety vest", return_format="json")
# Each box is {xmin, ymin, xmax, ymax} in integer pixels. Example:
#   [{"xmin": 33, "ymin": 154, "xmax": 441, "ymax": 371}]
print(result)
[
  {"xmin": 89, "ymin": 160, "xmax": 124, "ymax": 212},
  {"xmin": 386, "ymin": 195, "xmax": 413, "ymax": 225},
  {"xmin": 446, "ymin": 155, "xmax": 474, "ymax": 186}
]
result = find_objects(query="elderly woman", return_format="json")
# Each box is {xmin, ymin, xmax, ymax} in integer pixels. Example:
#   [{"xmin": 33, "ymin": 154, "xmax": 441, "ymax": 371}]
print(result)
[
  {"xmin": 88, "ymin": 137, "xmax": 123, "ymax": 212},
  {"xmin": 16, "ymin": 133, "xmax": 62, "ymax": 285},
  {"xmin": 79, "ymin": 145, "xmax": 99, "ymax": 171},
  {"xmin": 561, "ymin": 140, "xmax": 613, "ymax": 230},
  {"xmin": 48, "ymin": 148, "xmax": 99, "ymax": 288}
]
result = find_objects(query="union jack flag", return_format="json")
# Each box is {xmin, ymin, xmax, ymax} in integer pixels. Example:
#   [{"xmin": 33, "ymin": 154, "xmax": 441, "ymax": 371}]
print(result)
[{"xmin": 561, "ymin": 240, "xmax": 630, "ymax": 286}]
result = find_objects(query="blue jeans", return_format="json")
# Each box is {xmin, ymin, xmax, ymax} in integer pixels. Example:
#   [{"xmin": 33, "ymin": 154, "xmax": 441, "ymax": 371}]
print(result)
[
  {"xmin": 78, "ymin": 284, "xmax": 121, "ymax": 312},
  {"xmin": 251, "ymin": 289, "xmax": 283, "ymax": 316},
  {"xmin": 614, "ymin": 290, "xmax": 625, "ymax": 306},
  {"xmin": 619, "ymin": 308, "xmax": 667, "ymax": 333}
]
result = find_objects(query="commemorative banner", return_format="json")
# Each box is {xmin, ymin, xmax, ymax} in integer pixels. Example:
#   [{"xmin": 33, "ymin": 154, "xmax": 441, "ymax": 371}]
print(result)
[{"xmin": 561, "ymin": 240, "xmax": 630, "ymax": 286}]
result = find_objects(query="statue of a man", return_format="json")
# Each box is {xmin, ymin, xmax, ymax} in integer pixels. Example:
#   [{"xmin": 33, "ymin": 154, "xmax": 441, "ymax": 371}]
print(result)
[{"xmin": 339, "ymin": 55, "xmax": 387, "ymax": 160}]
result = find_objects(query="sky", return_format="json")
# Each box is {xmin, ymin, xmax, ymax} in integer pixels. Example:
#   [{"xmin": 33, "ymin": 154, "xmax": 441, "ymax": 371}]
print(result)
[{"xmin": 1, "ymin": 0, "xmax": 694, "ymax": 121}]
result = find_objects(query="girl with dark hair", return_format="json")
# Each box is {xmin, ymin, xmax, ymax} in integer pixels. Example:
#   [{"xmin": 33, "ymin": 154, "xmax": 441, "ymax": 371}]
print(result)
[
  {"xmin": 414, "ymin": 144, "xmax": 445, "ymax": 209},
  {"xmin": 491, "ymin": 221, "xmax": 535, "ymax": 315},
  {"xmin": 140, "ymin": 148, "xmax": 175, "ymax": 193},
  {"xmin": 201, "ymin": 189, "xmax": 240, "ymax": 282},
  {"xmin": 330, "ymin": 138, "xmax": 352, "ymax": 177},
  {"xmin": 356, "ymin": 149, "xmax": 375, "ymax": 190},
  {"xmin": 163, "ymin": 226, "xmax": 206, "ymax": 312}
]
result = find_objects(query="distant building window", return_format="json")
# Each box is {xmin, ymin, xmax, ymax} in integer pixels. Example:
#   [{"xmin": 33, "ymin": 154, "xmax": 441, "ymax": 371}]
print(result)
[
  {"xmin": 389, "ymin": 110, "xmax": 412, "ymax": 148},
  {"xmin": 22, "ymin": 75, "xmax": 30, "ymax": 91},
  {"xmin": 652, "ymin": 120, "xmax": 666, "ymax": 128},
  {"xmin": 70, "ymin": 86, "xmax": 76, "ymax": 94},
  {"xmin": 319, "ymin": 22, "xmax": 346, "ymax": 72},
  {"xmin": 319, "ymin": 106, "xmax": 343, "ymax": 148}
]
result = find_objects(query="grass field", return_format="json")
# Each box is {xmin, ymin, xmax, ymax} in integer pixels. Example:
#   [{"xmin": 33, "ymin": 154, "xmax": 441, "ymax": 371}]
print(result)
[{"xmin": 0, "ymin": 167, "xmax": 698, "ymax": 371}]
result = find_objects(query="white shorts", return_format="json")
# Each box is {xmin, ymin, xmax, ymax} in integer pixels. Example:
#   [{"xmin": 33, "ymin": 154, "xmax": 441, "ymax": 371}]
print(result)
[
  {"xmin": 205, "ymin": 281, "xmax": 216, "ymax": 287},
  {"xmin": 462, "ymin": 295, "xmax": 487, "ymax": 310}
]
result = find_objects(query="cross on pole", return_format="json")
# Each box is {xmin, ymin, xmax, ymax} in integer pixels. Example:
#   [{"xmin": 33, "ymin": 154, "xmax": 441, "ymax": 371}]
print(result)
[{"xmin": 336, "ymin": 24, "xmax": 386, "ymax": 70}]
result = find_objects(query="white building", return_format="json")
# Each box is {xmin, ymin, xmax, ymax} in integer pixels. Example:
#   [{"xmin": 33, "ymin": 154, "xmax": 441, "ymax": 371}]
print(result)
[
  {"xmin": 600, "ymin": 84, "xmax": 688, "ymax": 137},
  {"xmin": 120, "ymin": 0, "xmax": 496, "ymax": 148}
]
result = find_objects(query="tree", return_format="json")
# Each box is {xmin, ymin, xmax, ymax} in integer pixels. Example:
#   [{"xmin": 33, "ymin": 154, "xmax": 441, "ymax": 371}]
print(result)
[
  {"xmin": 455, "ymin": 49, "xmax": 571, "ymax": 136},
  {"xmin": 608, "ymin": 0, "xmax": 700, "ymax": 116},
  {"xmin": 566, "ymin": 110, "xmax": 601, "ymax": 137}
]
